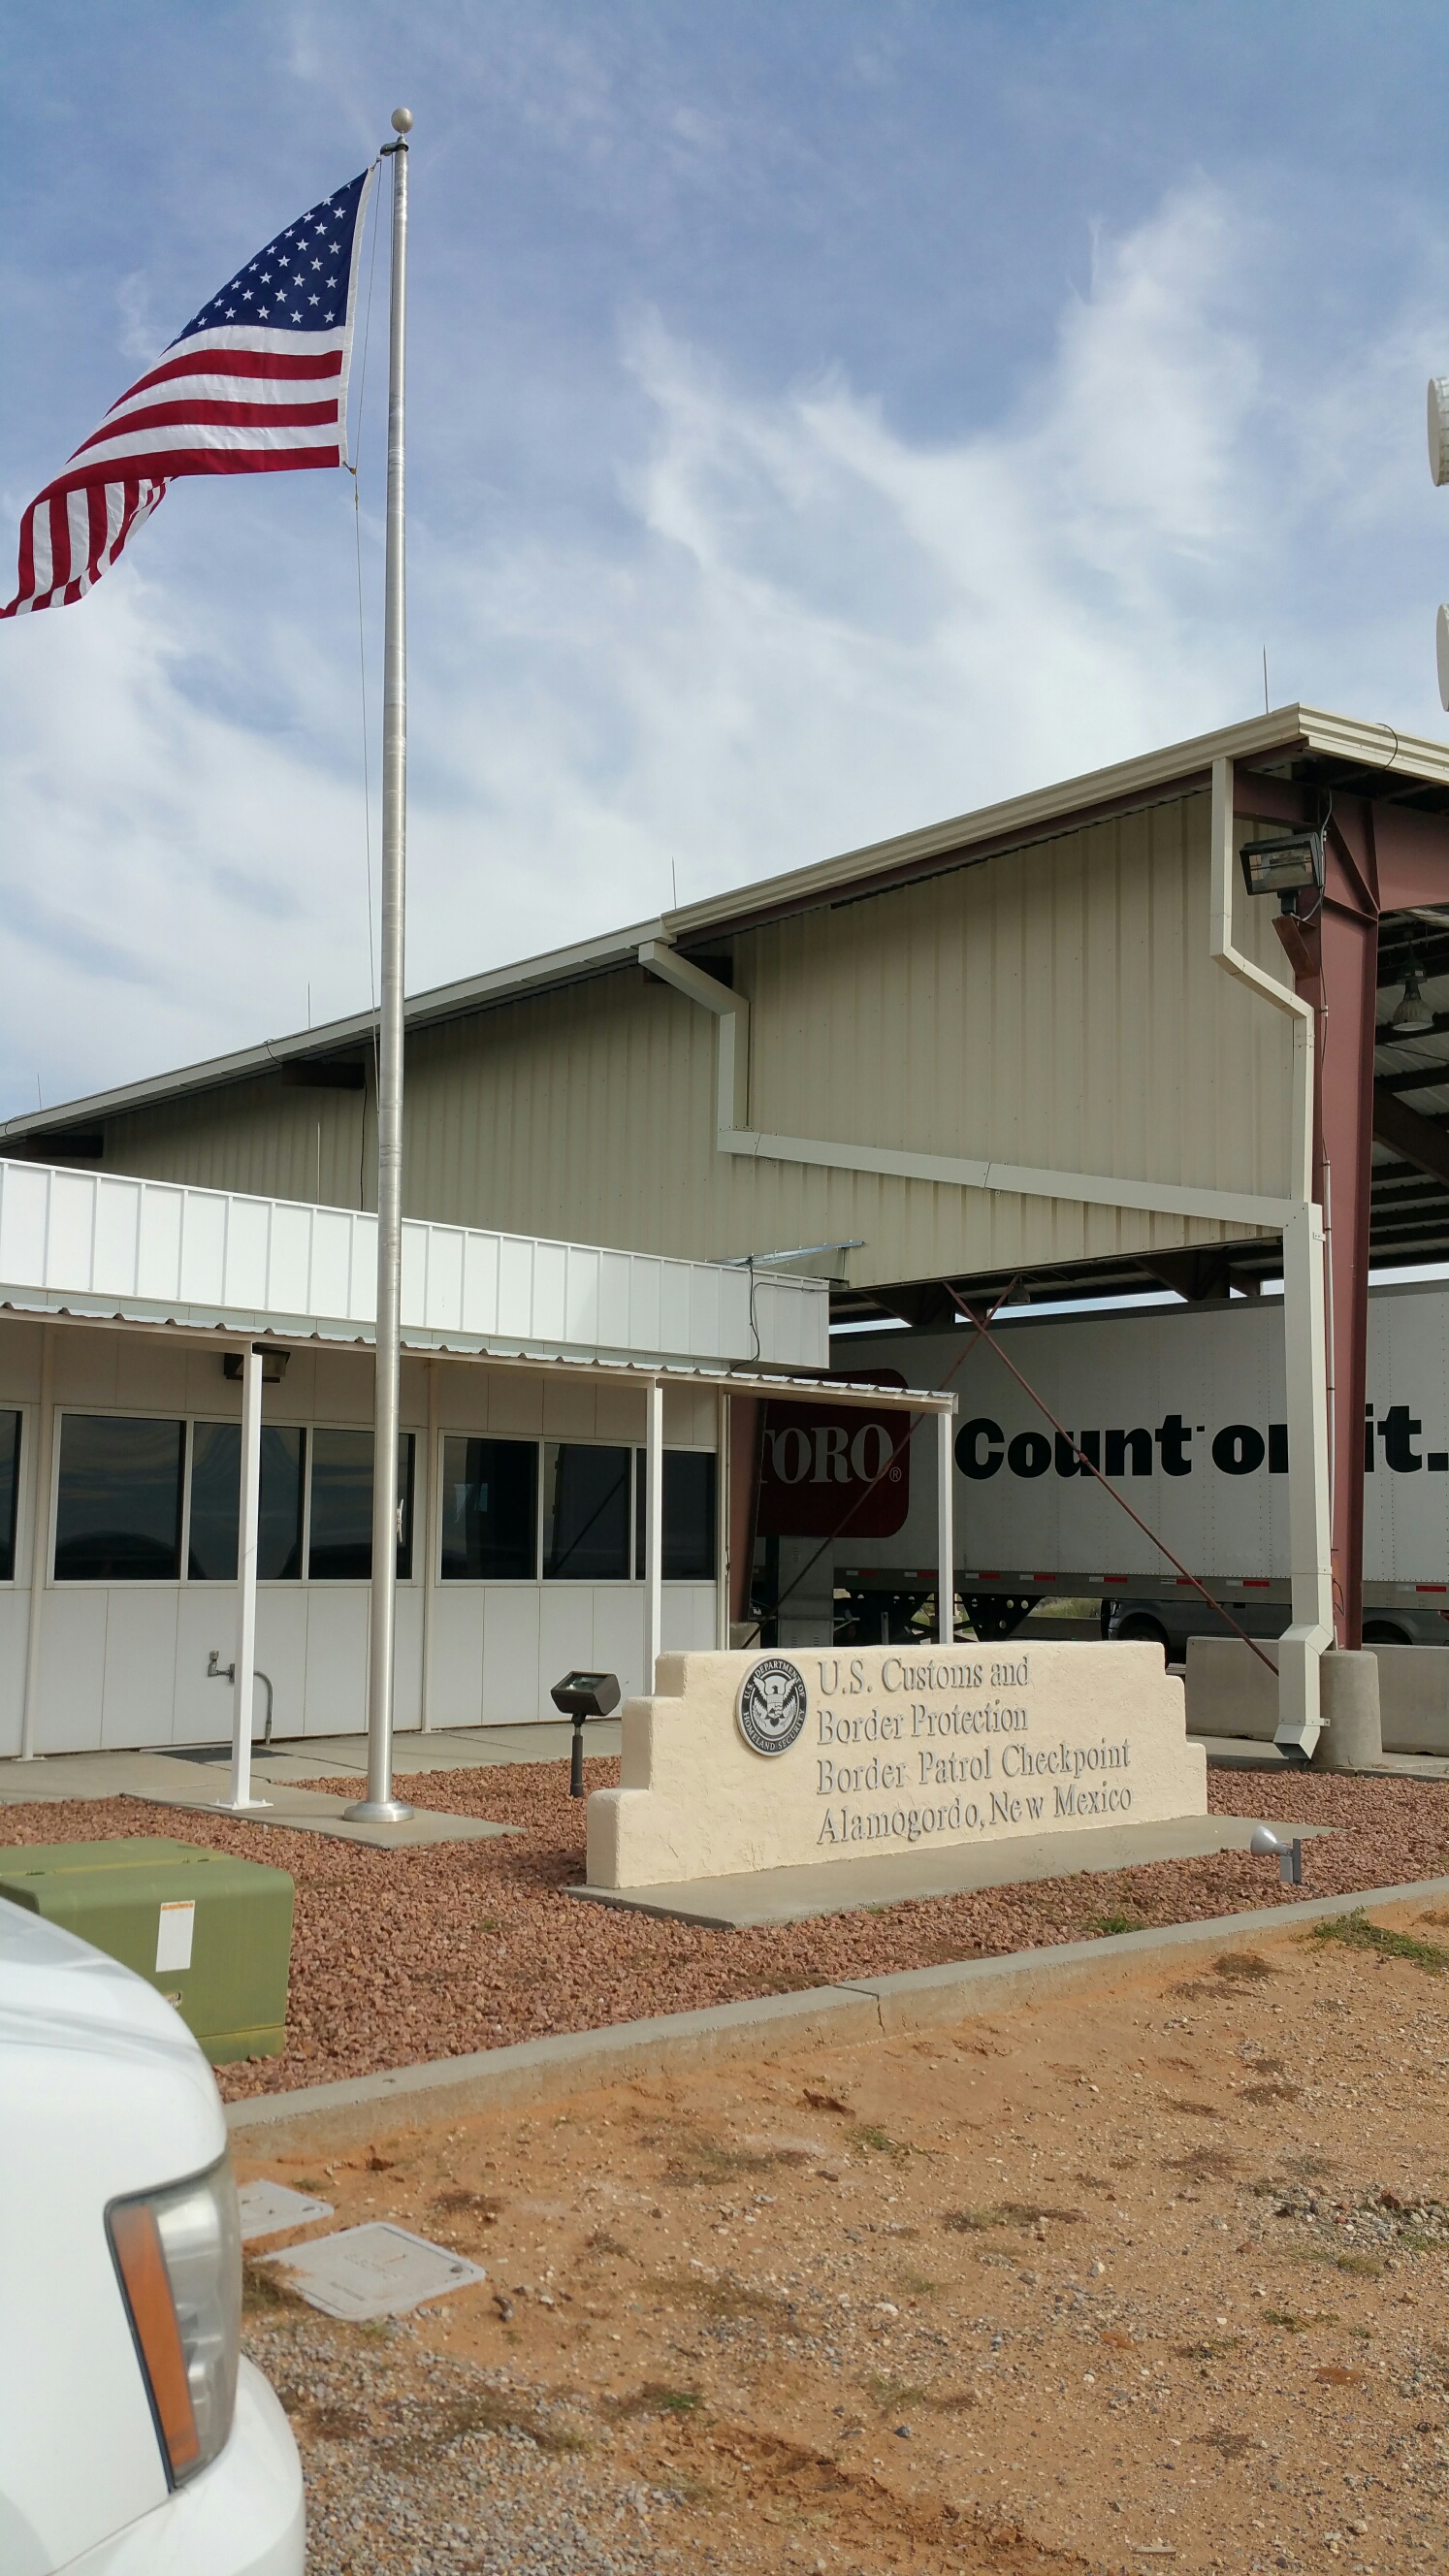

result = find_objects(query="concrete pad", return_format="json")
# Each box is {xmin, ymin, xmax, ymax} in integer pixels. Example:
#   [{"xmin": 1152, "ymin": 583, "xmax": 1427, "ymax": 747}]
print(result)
[
  {"xmin": 258, "ymin": 2221, "xmax": 486, "ymax": 2319},
  {"xmin": 160, "ymin": 1718, "xmax": 621, "ymax": 1783},
  {"xmin": 226, "ymin": 1873, "xmax": 1449, "ymax": 2152},
  {"xmin": 567, "ymin": 1813, "xmax": 1331, "ymax": 1929},
  {"xmin": 126, "ymin": 1778, "xmax": 519, "ymax": 1851},
  {"xmin": 0, "ymin": 1749, "xmax": 226, "ymax": 1804},
  {"xmin": 0, "ymin": 1717, "xmax": 618, "ymax": 1812},
  {"xmin": 1197, "ymin": 1734, "xmax": 1449, "ymax": 1780},
  {"xmin": 238, "ymin": 2178, "xmax": 334, "ymax": 2241}
]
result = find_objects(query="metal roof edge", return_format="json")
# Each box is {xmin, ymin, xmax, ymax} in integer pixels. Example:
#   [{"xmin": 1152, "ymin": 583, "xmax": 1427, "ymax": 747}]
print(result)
[
  {"xmin": 0, "ymin": 914, "xmax": 664, "ymax": 1143},
  {"xmin": 14, "ymin": 702, "xmax": 1447, "ymax": 1143}
]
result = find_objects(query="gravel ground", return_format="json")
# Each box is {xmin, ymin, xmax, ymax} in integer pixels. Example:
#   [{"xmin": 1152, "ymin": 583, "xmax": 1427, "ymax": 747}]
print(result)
[
  {"xmin": 2, "ymin": 1758, "xmax": 1447, "ymax": 2101},
  {"xmin": 238, "ymin": 1902, "xmax": 1449, "ymax": 2573}
]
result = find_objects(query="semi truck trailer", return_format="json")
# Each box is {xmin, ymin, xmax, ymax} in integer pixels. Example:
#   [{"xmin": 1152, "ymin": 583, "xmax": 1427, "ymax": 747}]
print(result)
[{"xmin": 788, "ymin": 1284, "xmax": 1449, "ymax": 1655}]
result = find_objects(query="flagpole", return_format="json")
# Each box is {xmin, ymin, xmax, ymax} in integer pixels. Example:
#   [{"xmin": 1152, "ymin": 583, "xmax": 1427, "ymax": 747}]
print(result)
[{"xmin": 347, "ymin": 106, "xmax": 414, "ymax": 1824}]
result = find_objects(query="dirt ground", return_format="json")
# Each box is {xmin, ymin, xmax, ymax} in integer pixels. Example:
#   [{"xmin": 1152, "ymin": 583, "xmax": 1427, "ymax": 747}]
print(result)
[
  {"xmin": 3, "ymin": 1760, "xmax": 1448, "ymax": 2101},
  {"xmin": 239, "ymin": 1896, "xmax": 1449, "ymax": 2576}
]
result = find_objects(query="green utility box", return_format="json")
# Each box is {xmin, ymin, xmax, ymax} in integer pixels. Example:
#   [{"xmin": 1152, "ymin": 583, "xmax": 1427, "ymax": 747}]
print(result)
[{"xmin": 0, "ymin": 1836, "xmax": 294, "ymax": 2063}]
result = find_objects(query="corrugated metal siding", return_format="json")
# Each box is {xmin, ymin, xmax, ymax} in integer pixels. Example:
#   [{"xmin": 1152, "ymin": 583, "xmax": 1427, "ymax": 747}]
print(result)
[{"xmin": 97, "ymin": 789, "xmax": 1294, "ymax": 1289}]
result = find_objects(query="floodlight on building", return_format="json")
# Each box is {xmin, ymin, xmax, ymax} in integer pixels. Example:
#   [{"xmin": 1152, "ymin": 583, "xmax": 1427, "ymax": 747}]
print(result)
[
  {"xmin": 1435, "ymin": 604, "xmax": 1449, "ymax": 714},
  {"xmin": 1392, "ymin": 957, "xmax": 1434, "ymax": 1037},
  {"xmin": 1238, "ymin": 829, "xmax": 1324, "ymax": 907}
]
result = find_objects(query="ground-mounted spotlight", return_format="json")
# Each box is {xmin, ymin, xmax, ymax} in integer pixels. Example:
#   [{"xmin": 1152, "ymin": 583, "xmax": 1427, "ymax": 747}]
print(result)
[{"xmin": 1250, "ymin": 1822, "xmax": 1304, "ymax": 1886}]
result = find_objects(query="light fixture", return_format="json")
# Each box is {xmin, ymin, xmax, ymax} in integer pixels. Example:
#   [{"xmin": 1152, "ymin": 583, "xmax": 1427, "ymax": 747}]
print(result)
[
  {"xmin": 1391, "ymin": 956, "xmax": 1434, "ymax": 1037},
  {"xmin": 1427, "ymin": 382, "xmax": 1449, "ymax": 703},
  {"xmin": 1250, "ymin": 1823, "xmax": 1304, "ymax": 1886},
  {"xmin": 1429, "ymin": 377, "xmax": 1449, "ymax": 486},
  {"xmin": 1238, "ymin": 828, "xmax": 1324, "ymax": 904}
]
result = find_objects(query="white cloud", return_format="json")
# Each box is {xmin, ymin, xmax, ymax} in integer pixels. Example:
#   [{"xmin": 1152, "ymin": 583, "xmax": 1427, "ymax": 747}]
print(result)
[{"xmin": 2, "ymin": 177, "xmax": 1445, "ymax": 1119}]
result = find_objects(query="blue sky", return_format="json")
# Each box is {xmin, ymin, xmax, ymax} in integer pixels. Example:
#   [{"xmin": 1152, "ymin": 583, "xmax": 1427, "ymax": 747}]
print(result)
[{"xmin": 5, "ymin": 1, "xmax": 1449, "ymax": 1116}]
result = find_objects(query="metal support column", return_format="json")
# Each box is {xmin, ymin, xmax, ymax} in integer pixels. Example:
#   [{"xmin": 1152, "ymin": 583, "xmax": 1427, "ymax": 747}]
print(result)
[
  {"xmin": 221, "ymin": 1342, "xmax": 271, "ymax": 1814},
  {"xmin": 17, "ymin": 1322, "xmax": 54, "ymax": 1760},
  {"xmin": 936, "ymin": 1403, "xmax": 955, "ymax": 1645}
]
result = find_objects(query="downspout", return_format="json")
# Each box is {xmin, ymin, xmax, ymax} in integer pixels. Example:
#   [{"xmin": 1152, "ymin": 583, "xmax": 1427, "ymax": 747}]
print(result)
[{"xmin": 1208, "ymin": 755, "xmax": 1334, "ymax": 1756}]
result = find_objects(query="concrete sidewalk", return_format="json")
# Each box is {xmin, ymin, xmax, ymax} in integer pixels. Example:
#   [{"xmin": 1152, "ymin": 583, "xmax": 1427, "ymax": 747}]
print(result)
[{"xmin": 0, "ymin": 1719, "xmax": 618, "ymax": 1849}]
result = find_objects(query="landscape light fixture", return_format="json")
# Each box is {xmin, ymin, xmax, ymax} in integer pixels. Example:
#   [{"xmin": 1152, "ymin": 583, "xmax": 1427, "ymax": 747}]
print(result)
[
  {"xmin": 1392, "ymin": 956, "xmax": 1435, "ymax": 1037},
  {"xmin": 1249, "ymin": 1822, "xmax": 1304, "ymax": 1886},
  {"xmin": 550, "ymin": 1668, "xmax": 622, "ymax": 1796},
  {"xmin": 1238, "ymin": 829, "xmax": 1324, "ymax": 909}
]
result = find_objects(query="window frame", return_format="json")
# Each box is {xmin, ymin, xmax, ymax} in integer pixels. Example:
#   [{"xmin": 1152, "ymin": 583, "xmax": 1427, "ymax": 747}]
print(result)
[
  {"xmin": 438, "ymin": 1432, "xmax": 541, "ymax": 1583},
  {"xmin": 0, "ymin": 1406, "xmax": 24, "ymax": 1588},
  {"xmin": 432, "ymin": 1431, "xmax": 720, "ymax": 1588},
  {"xmin": 45, "ymin": 1407, "xmax": 422, "ymax": 1589},
  {"xmin": 305, "ymin": 1421, "xmax": 419, "ymax": 1586}
]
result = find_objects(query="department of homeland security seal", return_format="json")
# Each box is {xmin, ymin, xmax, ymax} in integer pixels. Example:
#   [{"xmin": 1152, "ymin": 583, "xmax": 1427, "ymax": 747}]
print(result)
[{"xmin": 736, "ymin": 1656, "xmax": 808, "ymax": 1756}]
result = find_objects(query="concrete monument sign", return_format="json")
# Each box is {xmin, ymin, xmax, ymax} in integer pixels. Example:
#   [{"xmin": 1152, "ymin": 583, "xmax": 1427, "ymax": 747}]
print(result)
[{"xmin": 586, "ymin": 1644, "xmax": 1207, "ymax": 1892}]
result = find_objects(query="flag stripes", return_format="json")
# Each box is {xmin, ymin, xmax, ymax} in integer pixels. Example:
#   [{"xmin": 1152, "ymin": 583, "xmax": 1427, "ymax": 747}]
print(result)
[{"xmin": 1, "ymin": 168, "xmax": 373, "ymax": 618}]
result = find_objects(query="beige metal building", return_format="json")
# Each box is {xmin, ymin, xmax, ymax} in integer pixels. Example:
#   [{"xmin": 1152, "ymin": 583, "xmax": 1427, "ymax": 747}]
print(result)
[
  {"xmin": 14, "ymin": 706, "xmax": 1449, "ymax": 1747},
  {"xmin": 8, "ymin": 711, "xmax": 1327, "ymax": 1288}
]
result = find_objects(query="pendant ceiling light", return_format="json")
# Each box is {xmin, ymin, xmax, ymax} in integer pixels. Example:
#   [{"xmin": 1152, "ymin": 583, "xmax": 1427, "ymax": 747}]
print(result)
[{"xmin": 1393, "ymin": 958, "xmax": 1434, "ymax": 1036}]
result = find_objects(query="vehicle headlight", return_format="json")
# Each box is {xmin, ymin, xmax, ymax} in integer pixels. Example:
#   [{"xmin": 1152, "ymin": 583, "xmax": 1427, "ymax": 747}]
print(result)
[{"xmin": 108, "ymin": 2154, "xmax": 242, "ymax": 2484}]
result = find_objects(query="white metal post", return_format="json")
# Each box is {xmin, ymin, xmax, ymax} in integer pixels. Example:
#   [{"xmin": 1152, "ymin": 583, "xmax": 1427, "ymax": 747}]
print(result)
[
  {"xmin": 645, "ymin": 1377, "xmax": 663, "ymax": 1690},
  {"xmin": 349, "ymin": 108, "xmax": 414, "ymax": 1823},
  {"xmin": 1208, "ymin": 754, "xmax": 1333, "ymax": 1755},
  {"xmin": 1278, "ymin": 1195, "xmax": 1336, "ymax": 1752},
  {"xmin": 18, "ymin": 1321, "xmax": 54, "ymax": 1759},
  {"xmin": 419, "ymin": 1355, "xmax": 440, "ymax": 1729},
  {"xmin": 715, "ymin": 1385, "xmax": 730, "ymax": 1648},
  {"xmin": 936, "ymin": 1401, "xmax": 955, "ymax": 1645},
  {"xmin": 222, "ymin": 1342, "xmax": 270, "ymax": 1813}
]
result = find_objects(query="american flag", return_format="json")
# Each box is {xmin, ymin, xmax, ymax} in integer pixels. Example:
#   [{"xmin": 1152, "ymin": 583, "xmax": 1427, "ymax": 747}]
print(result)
[{"xmin": 1, "ymin": 168, "xmax": 376, "ymax": 619}]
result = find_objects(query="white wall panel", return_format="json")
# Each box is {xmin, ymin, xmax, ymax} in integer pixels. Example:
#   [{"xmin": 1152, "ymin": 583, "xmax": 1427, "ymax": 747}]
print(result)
[
  {"xmin": 428, "ymin": 1589, "xmax": 487, "ymax": 1729},
  {"xmin": 481, "ymin": 1586, "xmax": 541, "ymax": 1724},
  {"xmin": 35, "ymin": 1588, "xmax": 108, "ymax": 1753},
  {"xmin": 101, "ymin": 1592, "xmax": 179, "ymax": 1750},
  {"xmin": 0, "ymin": 1594, "xmax": 30, "ymax": 1756},
  {"xmin": 254, "ymin": 1591, "xmax": 309, "ymax": 1741},
  {"xmin": 538, "ymin": 1587, "xmax": 598, "ymax": 1720},
  {"xmin": 301, "ymin": 1590, "xmax": 370, "ymax": 1736}
]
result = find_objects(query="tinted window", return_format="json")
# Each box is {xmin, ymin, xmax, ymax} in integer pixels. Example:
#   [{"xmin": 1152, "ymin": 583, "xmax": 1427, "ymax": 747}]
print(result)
[
  {"xmin": 0, "ymin": 1411, "xmax": 19, "ymax": 1582},
  {"xmin": 634, "ymin": 1450, "xmax": 718, "ymax": 1581},
  {"xmin": 54, "ymin": 1415, "xmax": 185, "ymax": 1581},
  {"xmin": 440, "ymin": 1435, "xmax": 537, "ymax": 1579},
  {"xmin": 308, "ymin": 1430, "xmax": 414, "ymax": 1580},
  {"xmin": 541, "ymin": 1443, "xmax": 630, "ymax": 1580},
  {"xmin": 187, "ymin": 1424, "xmax": 306, "ymax": 1581}
]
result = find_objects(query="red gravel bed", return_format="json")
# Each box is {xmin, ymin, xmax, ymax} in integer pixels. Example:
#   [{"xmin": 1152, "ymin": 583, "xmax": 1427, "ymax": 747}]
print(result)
[{"xmin": 3, "ymin": 1758, "xmax": 1448, "ymax": 2102}]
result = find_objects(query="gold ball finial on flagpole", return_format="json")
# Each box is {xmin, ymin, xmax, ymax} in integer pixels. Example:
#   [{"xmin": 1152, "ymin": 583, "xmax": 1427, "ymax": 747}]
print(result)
[{"xmin": 391, "ymin": 107, "xmax": 413, "ymax": 133}]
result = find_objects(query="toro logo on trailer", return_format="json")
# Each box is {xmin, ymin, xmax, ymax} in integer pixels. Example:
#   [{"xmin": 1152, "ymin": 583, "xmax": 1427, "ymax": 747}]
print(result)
[{"xmin": 756, "ymin": 1370, "xmax": 910, "ymax": 1538}]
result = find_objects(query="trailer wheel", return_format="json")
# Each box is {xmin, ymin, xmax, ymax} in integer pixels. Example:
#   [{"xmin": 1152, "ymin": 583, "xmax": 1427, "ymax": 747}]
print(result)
[
  {"xmin": 1363, "ymin": 1621, "xmax": 1412, "ymax": 1647},
  {"xmin": 1112, "ymin": 1612, "xmax": 1170, "ymax": 1653}
]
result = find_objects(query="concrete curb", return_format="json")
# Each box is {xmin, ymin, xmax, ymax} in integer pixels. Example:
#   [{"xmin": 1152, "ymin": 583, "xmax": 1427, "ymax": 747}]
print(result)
[{"xmin": 225, "ymin": 1873, "xmax": 1449, "ymax": 2151}]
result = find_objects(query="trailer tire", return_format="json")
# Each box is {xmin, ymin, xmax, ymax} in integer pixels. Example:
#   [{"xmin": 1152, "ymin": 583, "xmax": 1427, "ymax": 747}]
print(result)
[{"xmin": 1112, "ymin": 1612, "xmax": 1170, "ymax": 1653}]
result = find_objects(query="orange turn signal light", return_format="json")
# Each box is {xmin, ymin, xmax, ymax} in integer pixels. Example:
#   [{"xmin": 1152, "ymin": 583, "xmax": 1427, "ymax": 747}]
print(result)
[{"xmin": 109, "ymin": 2199, "xmax": 201, "ymax": 2481}]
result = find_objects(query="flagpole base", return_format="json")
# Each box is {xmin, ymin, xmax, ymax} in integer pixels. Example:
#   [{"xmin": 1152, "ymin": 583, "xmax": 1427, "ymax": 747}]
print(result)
[{"xmin": 342, "ymin": 1796, "xmax": 413, "ymax": 1824}]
